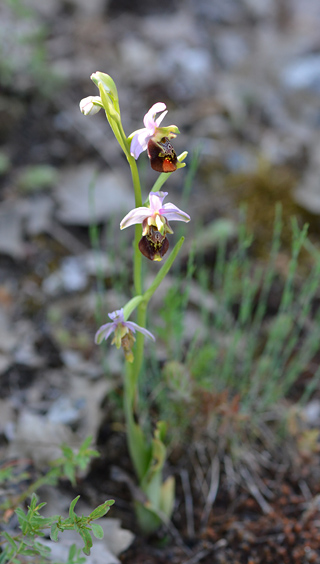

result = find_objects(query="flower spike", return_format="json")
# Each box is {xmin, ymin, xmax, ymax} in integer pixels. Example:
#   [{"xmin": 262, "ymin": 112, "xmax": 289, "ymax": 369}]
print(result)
[{"xmin": 120, "ymin": 191, "xmax": 190, "ymax": 261}]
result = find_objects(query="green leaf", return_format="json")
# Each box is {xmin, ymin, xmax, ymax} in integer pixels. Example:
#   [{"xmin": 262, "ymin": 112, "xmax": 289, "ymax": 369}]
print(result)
[
  {"xmin": 3, "ymin": 532, "xmax": 18, "ymax": 550},
  {"xmin": 69, "ymin": 496, "xmax": 80, "ymax": 520},
  {"xmin": 91, "ymin": 72, "xmax": 119, "ymax": 106},
  {"xmin": 61, "ymin": 444, "xmax": 73, "ymax": 458},
  {"xmin": 19, "ymin": 549, "xmax": 35, "ymax": 556},
  {"xmin": 50, "ymin": 523, "xmax": 59, "ymax": 542},
  {"xmin": 33, "ymin": 541, "xmax": 51, "ymax": 557},
  {"xmin": 79, "ymin": 436, "xmax": 93, "ymax": 450},
  {"xmin": 66, "ymin": 544, "xmax": 87, "ymax": 564},
  {"xmin": 0, "ymin": 549, "xmax": 12, "ymax": 564},
  {"xmin": 79, "ymin": 527, "xmax": 93, "ymax": 556},
  {"xmin": 90, "ymin": 523, "xmax": 104, "ymax": 539},
  {"xmin": 159, "ymin": 475, "xmax": 175, "ymax": 519},
  {"xmin": 64, "ymin": 461, "xmax": 76, "ymax": 485},
  {"xmin": 68, "ymin": 543, "xmax": 77, "ymax": 560},
  {"xmin": 15, "ymin": 507, "xmax": 29, "ymax": 524},
  {"xmin": 123, "ymin": 295, "xmax": 143, "ymax": 320},
  {"xmin": 88, "ymin": 499, "xmax": 115, "ymax": 520},
  {"xmin": 134, "ymin": 501, "xmax": 163, "ymax": 534}
]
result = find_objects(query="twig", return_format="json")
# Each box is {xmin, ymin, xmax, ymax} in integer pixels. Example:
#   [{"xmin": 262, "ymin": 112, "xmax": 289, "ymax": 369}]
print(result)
[
  {"xmin": 299, "ymin": 479, "xmax": 312, "ymax": 502},
  {"xmin": 223, "ymin": 454, "xmax": 238, "ymax": 498},
  {"xmin": 182, "ymin": 547, "xmax": 211, "ymax": 564},
  {"xmin": 239, "ymin": 465, "xmax": 272, "ymax": 514},
  {"xmin": 301, "ymin": 494, "xmax": 320, "ymax": 524},
  {"xmin": 193, "ymin": 443, "xmax": 209, "ymax": 498},
  {"xmin": 180, "ymin": 469, "xmax": 195, "ymax": 538},
  {"xmin": 162, "ymin": 516, "xmax": 193, "ymax": 556},
  {"xmin": 200, "ymin": 456, "xmax": 220, "ymax": 530},
  {"xmin": 182, "ymin": 539, "xmax": 227, "ymax": 564}
]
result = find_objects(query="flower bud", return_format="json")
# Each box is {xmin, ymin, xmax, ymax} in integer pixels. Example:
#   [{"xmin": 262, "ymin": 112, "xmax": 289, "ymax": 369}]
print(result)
[
  {"xmin": 79, "ymin": 96, "xmax": 102, "ymax": 116},
  {"xmin": 90, "ymin": 72, "xmax": 119, "ymax": 103}
]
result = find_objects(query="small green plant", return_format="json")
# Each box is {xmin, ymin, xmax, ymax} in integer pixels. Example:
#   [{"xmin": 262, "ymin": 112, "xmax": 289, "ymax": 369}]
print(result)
[
  {"xmin": 1, "ymin": 494, "xmax": 114, "ymax": 563},
  {"xmin": 0, "ymin": 437, "xmax": 114, "ymax": 563}
]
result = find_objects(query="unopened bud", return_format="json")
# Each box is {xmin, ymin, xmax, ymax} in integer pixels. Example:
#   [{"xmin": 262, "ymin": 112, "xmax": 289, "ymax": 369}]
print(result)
[{"xmin": 79, "ymin": 96, "xmax": 102, "ymax": 116}]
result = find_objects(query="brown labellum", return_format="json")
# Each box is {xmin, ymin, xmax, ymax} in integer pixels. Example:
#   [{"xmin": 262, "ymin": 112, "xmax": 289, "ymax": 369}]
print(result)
[
  {"xmin": 147, "ymin": 137, "xmax": 177, "ymax": 173},
  {"xmin": 138, "ymin": 226, "xmax": 170, "ymax": 261}
]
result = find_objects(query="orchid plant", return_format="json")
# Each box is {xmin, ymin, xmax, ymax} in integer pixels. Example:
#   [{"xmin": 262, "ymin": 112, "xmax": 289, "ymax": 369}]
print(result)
[{"xmin": 80, "ymin": 72, "xmax": 190, "ymax": 532}]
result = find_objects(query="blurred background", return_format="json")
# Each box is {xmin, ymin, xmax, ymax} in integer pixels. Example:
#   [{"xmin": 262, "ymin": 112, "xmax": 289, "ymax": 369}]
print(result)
[{"xmin": 2, "ymin": 0, "xmax": 320, "ymax": 560}]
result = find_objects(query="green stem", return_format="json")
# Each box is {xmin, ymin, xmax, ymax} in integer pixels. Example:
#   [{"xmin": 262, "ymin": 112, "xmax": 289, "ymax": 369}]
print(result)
[
  {"xmin": 129, "ymin": 157, "xmax": 143, "ymax": 296},
  {"xmin": 124, "ymin": 156, "xmax": 186, "ymax": 488},
  {"xmin": 123, "ymin": 157, "xmax": 146, "ymax": 479},
  {"xmin": 143, "ymin": 237, "xmax": 185, "ymax": 303},
  {"xmin": 126, "ymin": 236, "xmax": 185, "ymax": 399}
]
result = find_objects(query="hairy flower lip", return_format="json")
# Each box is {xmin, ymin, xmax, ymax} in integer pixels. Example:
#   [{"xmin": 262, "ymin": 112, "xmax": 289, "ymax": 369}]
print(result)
[
  {"xmin": 129, "ymin": 103, "xmax": 179, "ymax": 160},
  {"xmin": 120, "ymin": 191, "xmax": 190, "ymax": 231},
  {"xmin": 95, "ymin": 308, "xmax": 155, "ymax": 346}
]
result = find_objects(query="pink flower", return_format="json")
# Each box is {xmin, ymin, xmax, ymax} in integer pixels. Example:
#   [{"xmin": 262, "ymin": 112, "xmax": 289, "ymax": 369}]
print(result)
[
  {"xmin": 130, "ymin": 103, "xmax": 179, "ymax": 162},
  {"xmin": 95, "ymin": 308, "xmax": 155, "ymax": 362},
  {"xmin": 120, "ymin": 191, "xmax": 190, "ymax": 261}
]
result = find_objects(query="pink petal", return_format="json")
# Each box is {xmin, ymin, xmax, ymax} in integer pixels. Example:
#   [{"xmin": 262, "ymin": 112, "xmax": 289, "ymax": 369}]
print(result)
[
  {"xmin": 108, "ymin": 309, "xmax": 125, "ymax": 322},
  {"xmin": 143, "ymin": 102, "xmax": 167, "ymax": 129},
  {"xmin": 130, "ymin": 129, "xmax": 150, "ymax": 159},
  {"xmin": 120, "ymin": 206, "xmax": 151, "ymax": 229},
  {"xmin": 155, "ymin": 110, "xmax": 168, "ymax": 127},
  {"xmin": 125, "ymin": 321, "xmax": 156, "ymax": 341},
  {"xmin": 149, "ymin": 191, "xmax": 168, "ymax": 212},
  {"xmin": 95, "ymin": 322, "xmax": 116, "ymax": 344},
  {"xmin": 161, "ymin": 202, "xmax": 191, "ymax": 222}
]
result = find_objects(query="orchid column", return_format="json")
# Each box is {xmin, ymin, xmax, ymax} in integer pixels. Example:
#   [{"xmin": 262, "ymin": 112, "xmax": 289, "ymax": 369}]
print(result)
[{"xmin": 80, "ymin": 73, "xmax": 190, "ymax": 533}]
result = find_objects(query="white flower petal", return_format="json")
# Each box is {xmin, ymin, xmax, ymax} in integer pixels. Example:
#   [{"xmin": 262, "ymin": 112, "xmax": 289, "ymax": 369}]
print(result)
[
  {"xmin": 155, "ymin": 110, "xmax": 168, "ymax": 127},
  {"xmin": 125, "ymin": 321, "xmax": 156, "ymax": 341},
  {"xmin": 79, "ymin": 96, "xmax": 102, "ymax": 116},
  {"xmin": 161, "ymin": 202, "xmax": 190, "ymax": 222},
  {"xmin": 95, "ymin": 322, "xmax": 115, "ymax": 344},
  {"xmin": 108, "ymin": 308, "xmax": 125, "ymax": 322},
  {"xmin": 143, "ymin": 102, "xmax": 166, "ymax": 129},
  {"xmin": 120, "ymin": 207, "xmax": 151, "ymax": 229},
  {"xmin": 130, "ymin": 130, "xmax": 149, "ymax": 159},
  {"xmin": 149, "ymin": 191, "xmax": 168, "ymax": 212}
]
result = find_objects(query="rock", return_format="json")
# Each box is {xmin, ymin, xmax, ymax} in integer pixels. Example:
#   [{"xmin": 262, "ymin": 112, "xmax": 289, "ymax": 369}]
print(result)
[
  {"xmin": 293, "ymin": 139, "xmax": 320, "ymax": 214},
  {"xmin": 8, "ymin": 411, "xmax": 74, "ymax": 466},
  {"xmin": 55, "ymin": 164, "xmax": 134, "ymax": 226},
  {"xmin": 282, "ymin": 54, "xmax": 320, "ymax": 92},
  {"xmin": 0, "ymin": 201, "xmax": 25, "ymax": 259}
]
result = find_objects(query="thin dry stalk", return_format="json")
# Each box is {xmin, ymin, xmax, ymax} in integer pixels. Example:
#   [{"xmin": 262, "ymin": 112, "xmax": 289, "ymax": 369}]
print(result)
[
  {"xmin": 200, "ymin": 456, "xmax": 220, "ymax": 531},
  {"xmin": 239, "ymin": 465, "xmax": 272, "ymax": 514},
  {"xmin": 180, "ymin": 469, "xmax": 195, "ymax": 539}
]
